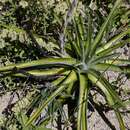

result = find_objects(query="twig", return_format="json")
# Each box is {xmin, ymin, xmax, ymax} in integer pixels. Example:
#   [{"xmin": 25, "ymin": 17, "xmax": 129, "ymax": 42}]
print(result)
[{"xmin": 59, "ymin": 0, "xmax": 78, "ymax": 55}]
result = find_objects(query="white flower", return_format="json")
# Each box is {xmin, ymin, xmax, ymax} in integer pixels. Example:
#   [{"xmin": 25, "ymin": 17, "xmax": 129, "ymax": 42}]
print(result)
[
  {"xmin": 54, "ymin": 2, "xmax": 68, "ymax": 14},
  {"xmin": 19, "ymin": 0, "xmax": 28, "ymax": 8},
  {"xmin": 0, "ymin": 6, "xmax": 3, "ymax": 10},
  {"xmin": 89, "ymin": 1, "xmax": 97, "ymax": 10},
  {"xmin": 1, "ymin": 29, "xmax": 9, "ymax": 38},
  {"xmin": 0, "ymin": 39, "xmax": 9, "ymax": 48},
  {"xmin": 19, "ymin": 32, "xmax": 25, "ymax": 43},
  {"xmin": 36, "ymin": 37, "xmax": 46, "ymax": 47},
  {"xmin": 8, "ymin": 31, "xmax": 17, "ymax": 41}
]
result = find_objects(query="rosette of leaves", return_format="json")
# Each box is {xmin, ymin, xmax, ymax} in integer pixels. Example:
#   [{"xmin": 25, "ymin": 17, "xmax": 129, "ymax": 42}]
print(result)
[{"xmin": 0, "ymin": 0, "xmax": 130, "ymax": 130}]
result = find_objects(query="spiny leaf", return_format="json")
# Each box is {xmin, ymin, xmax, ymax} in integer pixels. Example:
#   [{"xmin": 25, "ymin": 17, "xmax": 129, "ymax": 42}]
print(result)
[
  {"xmin": 91, "ymin": 53, "xmax": 120, "ymax": 64},
  {"xmin": 90, "ymin": 0, "xmax": 122, "ymax": 56},
  {"xmin": 88, "ymin": 70, "xmax": 124, "ymax": 107},
  {"xmin": 106, "ymin": 59, "xmax": 130, "ymax": 65},
  {"xmin": 25, "ymin": 71, "xmax": 77, "ymax": 126},
  {"xmin": 77, "ymin": 74, "xmax": 88, "ymax": 130},
  {"xmin": 0, "ymin": 58, "xmax": 76, "ymax": 72},
  {"xmin": 115, "ymin": 110, "xmax": 126, "ymax": 130},
  {"xmin": 93, "ymin": 63, "xmax": 130, "ymax": 73},
  {"xmin": 12, "ymin": 68, "xmax": 66, "ymax": 77},
  {"xmin": 96, "ymin": 29, "xmax": 130, "ymax": 54},
  {"xmin": 96, "ymin": 39, "xmax": 130, "ymax": 56},
  {"xmin": 85, "ymin": 9, "xmax": 92, "ymax": 60}
]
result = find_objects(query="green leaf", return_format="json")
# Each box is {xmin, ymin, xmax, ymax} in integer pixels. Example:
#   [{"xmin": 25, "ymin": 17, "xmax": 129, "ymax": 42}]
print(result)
[
  {"xmin": 0, "ymin": 23, "xmax": 25, "ymax": 33},
  {"xmin": 25, "ymin": 71, "xmax": 77, "ymax": 126},
  {"xmin": 93, "ymin": 63, "xmax": 130, "ymax": 73},
  {"xmin": 77, "ymin": 74, "xmax": 88, "ymax": 130},
  {"xmin": 0, "ymin": 58, "xmax": 76, "ymax": 72},
  {"xmin": 77, "ymin": 15, "xmax": 86, "ymax": 61},
  {"xmin": 12, "ymin": 68, "xmax": 68, "ymax": 77},
  {"xmin": 85, "ymin": 9, "xmax": 92, "ymax": 60},
  {"xmin": 77, "ymin": 14, "xmax": 85, "ymax": 41},
  {"xmin": 73, "ymin": 18, "xmax": 83, "ymax": 56},
  {"xmin": 66, "ymin": 30, "xmax": 81, "ymax": 58},
  {"xmin": 81, "ymin": 80, "xmax": 89, "ymax": 130},
  {"xmin": 91, "ymin": 53, "xmax": 120, "ymax": 64},
  {"xmin": 96, "ymin": 29, "xmax": 130, "ymax": 54},
  {"xmin": 90, "ymin": 0, "xmax": 122, "ymax": 56},
  {"xmin": 36, "ymin": 126, "xmax": 51, "ymax": 130},
  {"xmin": 115, "ymin": 110, "xmax": 126, "ymax": 130},
  {"xmin": 96, "ymin": 39, "xmax": 130, "ymax": 56},
  {"xmin": 106, "ymin": 59, "xmax": 130, "ymax": 65},
  {"xmin": 88, "ymin": 70, "xmax": 124, "ymax": 107},
  {"xmin": 88, "ymin": 71, "xmax": 113, "ymax": 105}
]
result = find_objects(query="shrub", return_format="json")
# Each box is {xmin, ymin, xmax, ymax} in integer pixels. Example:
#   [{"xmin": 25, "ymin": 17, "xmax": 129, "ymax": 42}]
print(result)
[{"xmin": 0, "ymin": 0, "xmax": 130, "ymax": 130}]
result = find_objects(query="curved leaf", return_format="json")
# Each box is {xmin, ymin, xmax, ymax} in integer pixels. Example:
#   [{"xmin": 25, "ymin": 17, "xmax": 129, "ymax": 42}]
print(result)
[
  {"xmin": 96, "ymin": 29, "xmax": 130, "ymax": 54},
  {"xmin": 106, "ymin": 59, "xmax": 130, "ymax": 65},
  {"xmin": 77, "ymin": 74, "xmax": 88, "ymax": 130},
  {"xmin": 88, "ymin": 70, "xmax": 124, "ymax": 107},
  {"xmin": 89, "ymin": 72, "xmax": 126, "ymax": 130},
  {"xmin": 96, "ymin": 38, "xmax": 130, "ymax": 55},
  {"xmin": 12, "ymin": 68, "xmax": 69, "ymax": 78},
  {"xmin": 90, "ymin": 53, "xmax": 120, "ymax": 64},
  {"xmin": 25, "ymin": 70, "xmax": 77, "ymax": 126},
  {"xmin": 115, "ymin": 110, "xmax": 126, "ymax": 130},
  {"xmin": 0, "ymin": 58, "xmax": 77, "ymax": 72},
  {"xmin": 90, "ymin": 0, "xmax": 122, "ymax": 56},
  {"xmin": 85, "ymin": 10, "xmax": 92, "ymax": 60},
  {"xmin": 93, "ymin": 63, "xmax": 130, "ymax": 73}
]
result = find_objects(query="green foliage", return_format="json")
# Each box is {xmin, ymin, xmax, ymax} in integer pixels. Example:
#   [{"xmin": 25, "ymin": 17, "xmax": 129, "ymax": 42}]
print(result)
[{"xmin": 0, "ymin": 0, "xmax": 130, "ymax": 130}]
